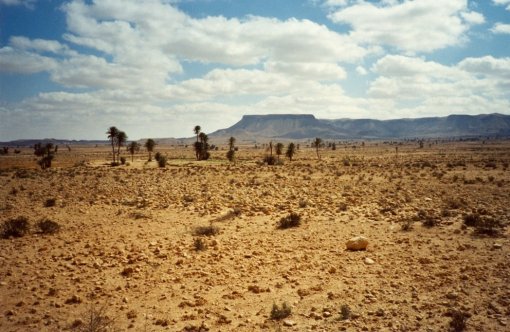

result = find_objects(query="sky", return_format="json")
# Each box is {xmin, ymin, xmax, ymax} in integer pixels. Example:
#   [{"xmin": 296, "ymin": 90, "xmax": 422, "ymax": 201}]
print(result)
[{"xmin": 0, "ymin": 0, "xmax": 509, "ymax": 141}]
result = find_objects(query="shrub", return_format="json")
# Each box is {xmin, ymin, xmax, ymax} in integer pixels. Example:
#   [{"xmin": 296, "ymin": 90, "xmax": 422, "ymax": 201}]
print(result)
[
  {"xmin": 401, "ymin": 219, "xmax": 414, "ymax": 231},
  {"xmin": 277, "ymin": 212, "xmax": 301, "ymax": 229},
  {"xmin": 449, "ymin": 310, "xmax": 468, "ymax": 332},
  {"xmin": 463, "ymin": 213, "xmax": 481, "ymax": 227},
  {"xmin": 2, "ymin": 216, "xmax": 30, "ymax": 238},
  {"xmin": 340, "ymin": 304, "xmax": 351, "ymax": 320},
  {"xmin": 270, "ymin": 302, "xmax": 291, "ymax": 320},
  {"xmin": 70, "ymin": 304, "xmax": 118, "ymax": 332},
  {"xmin": 264, "ymin": 155, "xmax": 276, "ymax": 165},
  {"xmin": 193, "ymin": 238, "xmax": 207, "ymax": 251},
  {"xmin": 36, "ymin": 218, "xmax": 60, "ymax": 234},
  {"xmin": 157, "ymin": 155, "xmax": 167, "ymax": 168},
  {"xmin": 44, "ymin": 198, "xmax": 57, "ymax": 207},
  {"xmin": 120, "ymin": 157, "xmax": 126, "ymax": 165},
  {"xmin": 226, "ymin": 149, "xmax": 235, "ymax": 162},
  {"xmin": 193, "ymin": 225, "xmax": 219, "ymax": 237},
  {"xmin": 154, "ymin": 152, "xmax": 162, "ymax": 162}
]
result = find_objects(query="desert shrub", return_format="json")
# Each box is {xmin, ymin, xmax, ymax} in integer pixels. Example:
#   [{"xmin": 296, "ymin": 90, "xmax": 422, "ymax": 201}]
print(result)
[
  {"xmin": 120, "ymin": 157, "xmax": 126, "ymax": 165},
  {"xmin": 110, "ymin": 162, "xmax": 120, "ymax": 167},
  {"xmin": 226, "ymin": 149, "xmax": 235, "ymax": 162},
  {"xmin": 463, "ymin": 213, "xmax": 481, "ymax": 227},
  {"xmin": 340, "ymin": 304, "xmax": 351, "ymax": 320},
  {"xmin": 157, "ymin": 155, "xmax": 167, "ymax": 168},
  {"xmin": 337, "ymin": 202, "xmax": 348, "ymax": 212},
  {"xmin": 449, "ymin": 310, "xmax": 468, "ymax": 332},
  {"xmin": 401, "ymin": 219, "xmax": 414, "ymax": 231},
  {"xmin": 44, "ymin": 198, "xmax": 57, "ymax": 207},
  {"xmin": 422, "ymin": 216, "xmax": 440, "ymax": 228},
  {"xmin": 270, "ymin": 302, "xmax": 291, "ymax": 320},
  {"xmin": 277, "ymin": 212, "xmax": 301, "ymax": 229},
  {"xmin": 154, "ymin": 152, "xmax": 162, "ymax": 162},
  {"xmin": 70, "ymin": 304, "xmax": 119, "ymax": 332},
  {"xmin": 36, "ymin": 218, "xmax": 60, "ymax": 234},
  {"xmin": 193, "ymin": 225, "xmax": 219, "ymax": 237},
  {"xmin": 2, "ymin": 216, "xmax": 30, "ymax": 238},
  {"xmin": 445, "ymin": 197, "xmax": 466, "ymax": 209},
  {"xmin": 264, "ymin": 155, "xmax": 277, "ymax": 165},
  {"xmin": 463, "ymin": 213, "xmax": 503, "ymax": 236},
  {"xmin": 193, "ymin": 238, "xmax": 207, "ymax": 251}
]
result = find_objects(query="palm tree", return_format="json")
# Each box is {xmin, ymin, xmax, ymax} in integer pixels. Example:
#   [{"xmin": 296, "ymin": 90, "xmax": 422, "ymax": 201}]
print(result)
[
  {"xmin": 106, "ymin": 126, "xmax": 119, "ymax": 163},
  {"xmin": 312, "ymin": 137, "xmax": 323, "ymax": 160},
  {"xmin": 127, "ymin": 141, "xmax": 140, "ymax": 162},
  {"xmin": 194, "ymin": 125, "xmax": 201, "ymax": 142},
  {"xmin": 228, "ymin": 136, "xmax": 236, "ymax": 151},
  {"xmin": 227, "ymin": 136, "xmax": 236, "ymax": 163},
  {"xmin": 116, "ymin": 131, "xmax": 127, "ymax": 162},
  {"xmin": 275, "ymin": 143, "xmax": 284, "ymax": 161},
  {"xmin": 286, "ymin": 143, "xmax": 296, "ymax": 162},
  {"xmin": 144, "ymin": 139, "xmax": 156, "ymax": 161}
]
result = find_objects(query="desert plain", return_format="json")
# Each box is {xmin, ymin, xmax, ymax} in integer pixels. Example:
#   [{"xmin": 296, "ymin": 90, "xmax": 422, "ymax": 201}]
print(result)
[{"xmin": 0, "ymin": 140, "xmax": 509, "ymax": 332}]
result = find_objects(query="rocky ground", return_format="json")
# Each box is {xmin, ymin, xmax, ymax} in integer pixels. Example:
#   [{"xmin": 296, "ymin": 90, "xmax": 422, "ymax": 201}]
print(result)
[{"xmin": 0, "ymin": 141, "xmax": 509, "ymax": 331}]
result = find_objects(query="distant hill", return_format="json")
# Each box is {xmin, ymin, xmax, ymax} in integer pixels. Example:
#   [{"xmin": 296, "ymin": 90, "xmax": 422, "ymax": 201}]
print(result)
[
  {"xmin": 2, "ymin": 113, "xmax": 509, "ymax": 145},
  {"xmin": 210, "ymin": 113, "xmax": 510, "ymax": 141},
  {"xmin": 0, "ymin": 139, "xmax": 109, "ymax": 147}
]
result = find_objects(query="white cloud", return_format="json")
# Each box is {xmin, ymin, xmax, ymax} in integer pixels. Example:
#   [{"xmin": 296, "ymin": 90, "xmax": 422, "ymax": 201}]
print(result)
[
  {"xmin": 458, "ymin": 56, "xmax": 510, "ymax": 78},
  {"xmin": 369, "ymin": 55, "xmax": 510, "ymax": 108},
  {"xmin": 9, "ymin": 36, "xmax": 75, "ymax": 55},
  {"xmin": 328, "ymin": 0, "xmax": 484, "ymax": 53},
  {"xmin": 0, "ymin": 0, "xmax": 35, "ymax": 8},
  {"xmin": 356, "ymin": 66, "xmax": 367, "ymax": 75},
  {"xmin": 493, "ymin": 0, "xmax": 510, "ymax": 10},
  {"xmin": 0, "ymin": 47, "xmax": 57, "ymax": 74},
  {"xmin": 491, "ymin": 23, "xmax": 510, "ymax": 34}
]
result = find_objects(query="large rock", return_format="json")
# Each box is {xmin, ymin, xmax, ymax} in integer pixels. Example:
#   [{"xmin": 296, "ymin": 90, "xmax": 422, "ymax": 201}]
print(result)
[{"xmin": 346, "ymin": 236, "xmax": 369, "ymax": 251}]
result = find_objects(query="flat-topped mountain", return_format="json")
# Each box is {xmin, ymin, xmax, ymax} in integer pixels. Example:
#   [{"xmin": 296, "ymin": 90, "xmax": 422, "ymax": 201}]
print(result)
[{"xmin": 211, "ymin": 113, "xmax": 510, "ymax": 140}]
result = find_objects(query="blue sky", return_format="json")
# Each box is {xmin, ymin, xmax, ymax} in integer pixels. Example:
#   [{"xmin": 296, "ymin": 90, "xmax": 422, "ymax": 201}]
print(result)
[{"xmin": 0, "ymin": 0, "xmax": 509, "ymax": 140}]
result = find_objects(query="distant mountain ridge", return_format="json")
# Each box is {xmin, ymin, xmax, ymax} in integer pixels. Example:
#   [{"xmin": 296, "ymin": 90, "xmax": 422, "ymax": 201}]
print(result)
[{"xmin": 211, "ymin": 113, "xmax": 510, "ymax": 140}]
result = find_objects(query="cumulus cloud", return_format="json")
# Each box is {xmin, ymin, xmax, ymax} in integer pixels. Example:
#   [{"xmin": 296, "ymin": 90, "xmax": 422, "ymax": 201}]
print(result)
[
  {"xmin": 328, "ymin": 0, "xmax": 484, "ymax": 53},
  {"xmin": 491, "ymin": 23, "xmax": 510, "ymax": 34},
  {"xmin": 493, "ymin": 0, "xmax": 510, "ymax": 10},
  {"xmin": 0, "ymin": 47, "xmax": 57, "ymax": 74},
  {"xmin": 369, "ymin": 55, "xmax": 510, "ymax": 109}
]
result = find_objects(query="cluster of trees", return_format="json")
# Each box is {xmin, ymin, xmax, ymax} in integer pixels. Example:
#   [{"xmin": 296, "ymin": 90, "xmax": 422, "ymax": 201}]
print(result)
[
  {"xmin": 107, "ymin": 127, "xmax": 157, "ymax": 164},
  {"xmin": 34, "ymin": 143, "xmax": 56, "ymax": 169},
  {"xmin": 264, "ymin": 141, "xmax": 297, "ymax": 164},
  {"xmin": 106, "ymin": 126, "xmax": 127, "ymax": 165},
  {"xmin": 193, "ymin": 126, "xmax": 211, "ymax": 161}
]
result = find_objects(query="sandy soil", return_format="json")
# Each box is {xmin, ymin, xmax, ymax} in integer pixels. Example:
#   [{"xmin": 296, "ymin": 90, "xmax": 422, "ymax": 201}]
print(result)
[{"xmin": 0, "ymin": 141, "xmax": 509, "ymax": 331}]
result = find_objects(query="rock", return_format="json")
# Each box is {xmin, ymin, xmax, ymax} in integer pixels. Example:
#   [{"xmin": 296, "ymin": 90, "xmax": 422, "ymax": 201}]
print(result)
[
  {"xmin": 493, "ymin": 243, "xmax": 503, "ymax": 250},
  {"xmin": 346, "ymin": 236, "xmax": 369, "ymax": 251},
  {"xmin": 364, "ymin": 257, "xmax": 375, "ymax": 265},
  {"xmin": 283, "ymin": 319, "xmax": 296, "ymax": 327}
]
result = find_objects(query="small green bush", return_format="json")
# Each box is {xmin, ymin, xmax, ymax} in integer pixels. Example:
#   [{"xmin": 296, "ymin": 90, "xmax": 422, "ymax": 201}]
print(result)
[
  {"xmin": 277, "ymin": 212, "xmax": 301, "ymax": 229},
  {"xmin": 2, "ymin": 216, "xmax": 30, "ymax": 238},
  {"xmin": 270, "ymin": 302, "xmax": 291, "ymax": 320}
]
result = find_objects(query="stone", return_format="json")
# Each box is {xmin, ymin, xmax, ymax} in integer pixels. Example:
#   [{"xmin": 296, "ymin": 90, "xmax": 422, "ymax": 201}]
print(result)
[
  {"xmin": 346, "ymin": 236, "xmax": 369, "ymax": 251},
  {"xmin": 283, "ymin": 319, "xmax": 296, "ymax": 327},
  {"xmin": 364, "ymin": 257, "xmax": 375, "ymax": 265}
]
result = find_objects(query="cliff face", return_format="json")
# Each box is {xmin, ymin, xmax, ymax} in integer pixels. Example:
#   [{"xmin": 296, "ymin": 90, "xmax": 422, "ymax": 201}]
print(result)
[{"xmin": 211, "ymin": 113, "xmax": 510, "ymax": 140}]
